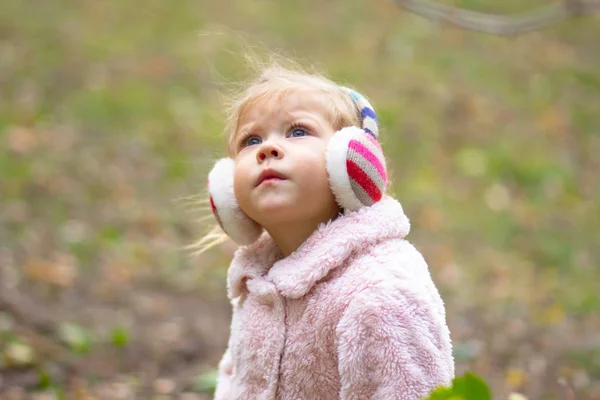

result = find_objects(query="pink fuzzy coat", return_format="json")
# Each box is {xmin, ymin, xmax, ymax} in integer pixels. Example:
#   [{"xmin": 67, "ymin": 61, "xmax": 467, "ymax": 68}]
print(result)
[{"xmin": 214, "ymin": 197, "xmax": 454, "ymax": 400}]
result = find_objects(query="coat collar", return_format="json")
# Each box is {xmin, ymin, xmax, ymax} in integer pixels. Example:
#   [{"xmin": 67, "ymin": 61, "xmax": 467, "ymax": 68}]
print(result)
[{"xmin": 227, "ymin": 196, "xmax": 411, "ymax": 300}]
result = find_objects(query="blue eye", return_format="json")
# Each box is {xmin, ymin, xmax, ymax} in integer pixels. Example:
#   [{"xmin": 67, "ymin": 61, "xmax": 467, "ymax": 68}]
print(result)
[
  {"xmin": 244, "ymin": 136, "xmax": 262, "ymax": 147},
  {"xmin": 289, "ymin": 128, "xmax": 307, "ymax": 138}
]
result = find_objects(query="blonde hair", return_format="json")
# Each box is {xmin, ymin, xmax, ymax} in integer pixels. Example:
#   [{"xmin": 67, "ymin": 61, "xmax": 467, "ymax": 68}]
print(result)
[
  {"xmin": 192, "ymin": 60, "xmax": 367, "ymax": 255},
  {"xmin": 224, "ymin": 62, "xmax": 361, "ymax": 156}
]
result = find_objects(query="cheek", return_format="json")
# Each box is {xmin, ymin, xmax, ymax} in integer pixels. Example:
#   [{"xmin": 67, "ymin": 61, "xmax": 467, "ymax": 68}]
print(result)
[{"xmin": 295, "ymin": 152, "xmax": 331, "ymax": 193}]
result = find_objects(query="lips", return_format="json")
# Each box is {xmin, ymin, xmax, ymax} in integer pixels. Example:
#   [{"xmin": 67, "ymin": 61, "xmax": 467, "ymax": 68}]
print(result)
[{"xmin": 256, "ymin": 168, "xmax": 287, "ymax": 186}]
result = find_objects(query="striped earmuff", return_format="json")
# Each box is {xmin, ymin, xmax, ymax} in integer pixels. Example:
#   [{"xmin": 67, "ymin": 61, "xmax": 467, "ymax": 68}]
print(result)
[
  {"xmin": 207, "ymin": 87, "xmax": 387, "ymax": 245},
  {"xmin": 326, "ymin": 87, "xmax": 387, "ymax": 211}
]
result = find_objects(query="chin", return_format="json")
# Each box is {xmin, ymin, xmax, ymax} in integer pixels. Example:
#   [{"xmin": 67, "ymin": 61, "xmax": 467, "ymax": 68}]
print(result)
[{"xmin": 253, "ymin": 197, "xmax": 301, "ymax": 224}]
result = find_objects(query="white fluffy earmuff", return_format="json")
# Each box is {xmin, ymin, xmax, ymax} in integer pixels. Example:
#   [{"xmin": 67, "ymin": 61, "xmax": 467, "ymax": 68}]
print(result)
[{"xmin": 207, "ymin": 158, "xmax": 262, "ymax": 245}]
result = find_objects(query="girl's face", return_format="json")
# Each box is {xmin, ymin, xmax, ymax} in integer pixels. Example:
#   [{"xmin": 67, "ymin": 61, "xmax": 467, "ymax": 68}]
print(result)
[{"xmin": 232, "ymin": 89, "xmax": 341, "ymax": 230}]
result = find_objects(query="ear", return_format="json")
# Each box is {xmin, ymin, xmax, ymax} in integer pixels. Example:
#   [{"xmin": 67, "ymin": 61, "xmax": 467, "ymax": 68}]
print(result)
[
  {"xmin": 208, "ymin": 158, "xmax": 263, "ymax": 245},
  {"xmin": 326, "ymin": 126, "xmax": 387, "ymax": 212}
]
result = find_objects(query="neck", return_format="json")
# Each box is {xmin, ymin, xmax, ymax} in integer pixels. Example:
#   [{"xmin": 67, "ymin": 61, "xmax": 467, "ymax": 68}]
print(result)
[{"xmin": 265, "ymin": 210, "xmax": 340, "ymax": 257}]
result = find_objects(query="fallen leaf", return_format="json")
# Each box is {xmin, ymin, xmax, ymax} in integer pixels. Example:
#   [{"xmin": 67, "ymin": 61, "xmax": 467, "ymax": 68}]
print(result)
[
  {"xmin": 24, "ymin": 257, "xmax": 77, "ymax": 288},
  {"xmin": 535, "ymin": 106, "xmax": 567, "ymax": 137},
  {"xmin": 6, "ymin": 126, "xmax": 38, "ymax": 154},
  {"xmin": 508, "ymin": 393, "xmax": 528, "ymax": 400},
  {"xmin": 536, "ymin": 303, "xmax": 566, "ymax": 326},
  {"xmin": 505, "ymin": 368, "xmax": 528, "ymax": 388},
  {"xmin": 4, "ymin": 340, "xmax": 35, "ymax": 366}
]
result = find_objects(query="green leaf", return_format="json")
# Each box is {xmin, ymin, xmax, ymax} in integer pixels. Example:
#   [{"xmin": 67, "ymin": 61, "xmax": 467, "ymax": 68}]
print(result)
[
  {"xmin": 193, "ymin": 369, "xmax": 218, "ymax": 393},
  {"xmin": 100, "ymin": 225, "xmax": 123, "ymax": 244},
  {"xmin": 52, "ymin": 385, "xmax": 67, "ymax": 400},
  {"xmin": 37, "ymin": 367, "xmax": 53, "ymax": 389},
  {"xmin": 426, "ymin": 385, "xmax": 458, "ymax": 399},
  {"xmin": 111, "ymin": 326, "xmax": 130, "ymax": 348},
  {"xmin": 57, "ymin": 322, "xmax": 93, "ymax": 355},
  {"xmin": 454, "ymin": 373, "xmax": 492, "ymax": 400},
  {"xmin": 423, "ymin": 372, "xmax": 491, "ymax": 400}
]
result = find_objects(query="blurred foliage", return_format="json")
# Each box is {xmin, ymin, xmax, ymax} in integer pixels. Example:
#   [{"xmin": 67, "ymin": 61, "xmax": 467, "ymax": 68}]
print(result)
[
  {"xmin": 1, "ymin": 0, "xmax": 599, "ymax": 398},
  {"xmin": 190, "ymin": 369, "xmax": 497, "ymax": 400},
  {"xmin": 193, "ymin": 369, "xmax": 219, "ymax": 394},
  {"xmin": 110, "ymin": 326, "xmax": 130, "ymax": 349},
  {"xmin": 426, "ymin": 372, "xmax": 491, "ymax": 400},
  {"xmin": 57, "ymin": 322, "xmax": 93, "ymax": 355},
  {"xmin": 193, "ymin": 369, "xmax": 504, "ymax": 400}
]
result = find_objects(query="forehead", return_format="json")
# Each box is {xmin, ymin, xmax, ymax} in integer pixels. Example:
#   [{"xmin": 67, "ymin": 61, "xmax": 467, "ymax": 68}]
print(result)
[
  {"xmin": 227, "ymin": 86, "xmax": 358, "ymax": 156},
  {"xmin": 238, "ymin": 88, "xmax": 332, "ymax": 128}
]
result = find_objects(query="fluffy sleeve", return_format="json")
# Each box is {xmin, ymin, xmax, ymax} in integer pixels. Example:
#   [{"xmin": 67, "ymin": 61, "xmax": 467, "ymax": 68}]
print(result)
[
  {"xmin": 213, "ymin": 347, "xmax": 233, "ymax": 400},
  {"xmin": 336, "ymin": 284, "xmax": 454, "ymax": 400}
]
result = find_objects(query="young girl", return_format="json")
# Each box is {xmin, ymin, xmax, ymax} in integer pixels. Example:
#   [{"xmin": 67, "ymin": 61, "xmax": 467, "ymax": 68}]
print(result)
[{"xmin": 203, "ymin": 62, "xmax": 454, "ymax": 399}]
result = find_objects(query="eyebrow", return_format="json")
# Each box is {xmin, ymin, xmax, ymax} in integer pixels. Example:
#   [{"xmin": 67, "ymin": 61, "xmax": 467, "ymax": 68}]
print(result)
[{"xmin": 239, "ymin": 110, "xmax": 323, "ymax": 132}]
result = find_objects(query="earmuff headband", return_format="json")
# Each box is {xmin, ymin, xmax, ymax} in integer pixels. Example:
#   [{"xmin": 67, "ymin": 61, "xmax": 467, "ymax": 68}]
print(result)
[{"xmin": 340, "ymin": 87, "xmax": 379, "ymax": 138}]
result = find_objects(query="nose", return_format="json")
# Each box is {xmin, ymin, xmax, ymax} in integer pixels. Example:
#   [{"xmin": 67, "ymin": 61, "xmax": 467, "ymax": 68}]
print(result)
[{"xmin": 256, "ymin": 140, "xmax": 283, "ymax": 163}]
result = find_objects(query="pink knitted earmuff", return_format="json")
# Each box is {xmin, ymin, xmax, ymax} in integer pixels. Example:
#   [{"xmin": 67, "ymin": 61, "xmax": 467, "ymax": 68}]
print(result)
[
  {"xmin": 326, "ymin": 88, "xmax": 387, "ymax": 211},
  {"xmin": 207, "ymin": 87, "xmax": 387, "ymax": 245}
]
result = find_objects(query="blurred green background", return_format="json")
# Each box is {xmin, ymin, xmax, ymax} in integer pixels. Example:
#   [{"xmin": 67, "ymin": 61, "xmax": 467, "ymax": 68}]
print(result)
[{"xmin": 1, "ymin": 0, "xmax": 599, "ymax": 399}]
